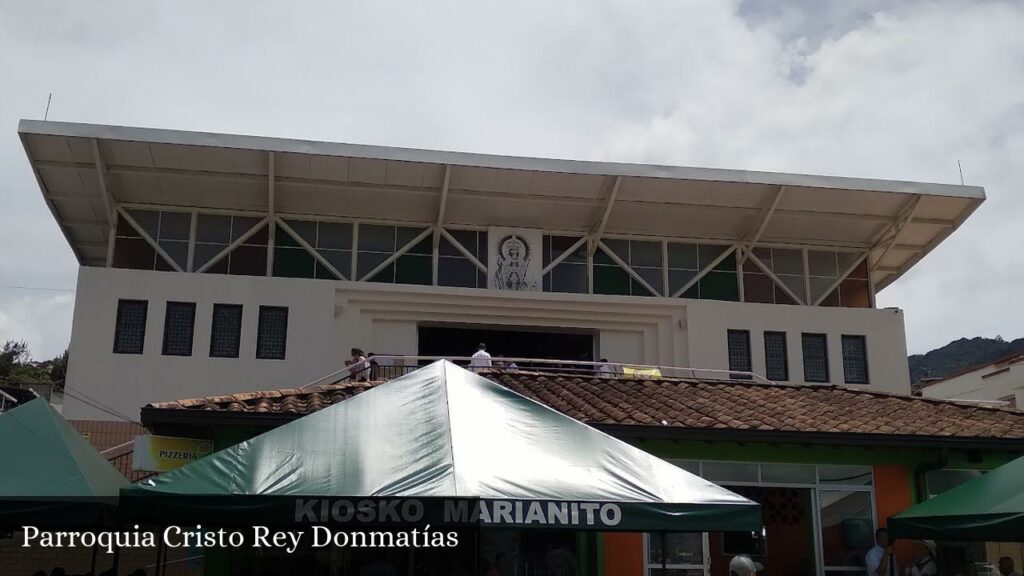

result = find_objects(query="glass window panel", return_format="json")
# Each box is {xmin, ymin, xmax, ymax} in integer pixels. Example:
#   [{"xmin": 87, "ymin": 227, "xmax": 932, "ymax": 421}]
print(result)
[
  {"xmin": 669, "ymin": 269, "xmax": 697, "ymax": 296},
  {"xmin": 699, "ymin": 244, "xmax": 730, "ymax": 269},
  {"xmin": 593, "ymin": 265, "xmax": 631, "ymax": 296},
  {"xmin": 243, "ymin": 223, "xmax": 269, "ymax": 246},
  {"xmin": 113, "ymin": 299, "xmax": 147, "ymax": 354},
  {"xmin": 196, "ymin": 214, "xmax": 231, "ymax": 244},
  {"xmin": 772, "ymin": 248, "xmax": 804, "ymax": 275},
  {"xmin": 115, "ymin": 214, "xmax": 142, "ymax": 238},
  {"xmin": 668, "ymin": 243, "xmax": 699, "ymax": 270},
  {"xmin": 275, "ymin": 223, "xmax": 301, "ymax": 248},
  {"xmin": 647, "ymin": 533, "xmax": 704, "ymax": 567},
  {"xmin": 474, "ymin": 231, "xmax": 488, "ymax": 261},
  {"xmin": 549, "ymin": 263, "xmax": 587, "ymax": 293},
  {"xmin": 359, "ymin": 225, "xmax": 397, "ymax": 252},
  {"xmin": 836, "ymin": 251, "xmax": 862, "ymax": 276},
  {"xmin": 819, "ymin": 490, "xmax": 873, "ymax": 568},
  {"xmin": 209, "ymin": 304, "xmax": 242, "ymax": 359},
  {"xmin": 227, "ymin": 245, "xmax": 267, "ymax": 276},
  {"xmin": 809, "ymin": 250, "xmax": 838, "ymax": 277},
  {"xmin": 847, "ymin": 259, "xmax": 869, "ymax": 280},
  {"xmin": 752, "ymin": 247, "xmax": 772, "ymax": 268},
  {"xmin": 760, "ymin": 463, "xmax": 815, "ymax": 484},
  {"xmin": 841, "ymin": 335, "xmax": 869, "ymax": 384},
  {"xmin": 630, "ymin": 241, "xmax": 662, "ymax": 267},
  {"xmin": 802, "ymin": 333, "xmax": 830, "ymax": 383},
  {"xmin": 405, "ymin": 235, "xmax": 432, "ymax": 256},
  {"xmin": 550, "ymin": 236, "xmax": 586, "ymax": 264},
  {"xmin": 631, "ymin": 277, "xmax": 654, "ymax": 297},
  {"xmin": 593, "ymin": 245, "xmax": 617, "ymax": 266},
  {"xmin": 283, "ymin": 219, "xmax": 317, "ymax": 247},
  {"xmin": 924, "ymin": 469, "xmax": 982, "ymax": 499},
  {"xmin": 256, "ymin": 306, "xmax": 288, "ymax": 360},
  {"xmin": 699, "ymin": 271, "xmax": 739, "ymax": 301},
  {"xmin": 159, "ymin": 240, "xmax": 188, "ymax": 270},
  {"xmin": 368, "ymin": 262, "xmax": 396, "ymax": 283},
  {"xmin": 162, "ymin": 302, "xmax": 195, "ymax": 356},
  {"xmin": 819, "ymin": 286, "xmax": 841, "ymax": 307},
  {"xmin": 727, "ymin": 330, "xmax": 752, "ymax": 372},
  {"xmin": 314, "ymin": 261, "xmax": 336, "ymax": 280},
  {"xmin": 712, "ymin": 251, "xmax": 737, "ymax": 272},
  {"xmin": 445, "ymin": 230, "xmax": 478, "ymax": 257},
  {"xmin": 396, "ymin": 226, "xmax": 427, "ymax": 251},
  {"xmin": 603, "ymin": 239, "xmax": 630, "ymax": 264},
  {"xmin": 272, "ymin": 246, "xmax": 315, "ymax": 279},
  {"xmin": 194, "ymin": 244, "xmax": 227, "ymax": 271},
  {"xmin": 317, "ymin": 222, "xmax": 352, "ymax": 250},
  {"xmin": 477, "ymin": 269, "xmax": 487, "ymax": 289},
  {"xmin": 439, "ymin": 257, "xmax": 480, "ymax": 288},
  {"xmin": 126, "ymin": 209, "xmax": 160, "ymax": 239},
  {"xmin": 203, "ymin": 256, "xmax": 228, "ymax": 274},
  {"xmin": 818, "ymin": 465, "xmax": 873, "ymax": 486},
  {"xmin": 158, "ymin": 211, "xmax": 191, "ymax": 241},
  {"xmin": 231, "ymin": 216, "xmax": 261, "ymax": 241},
  {"xmin": 395, "ymin": 254, "xmax": 431, "ymax": 285},
  {"xmin": 743, "ymin": 272, "xmax": 775, "ymax": 304},
  {"xmin": 839, "ymin": 279, "xmax": 871, "ymax": 308},
  {"xmin": 634, "ymin": 267, "xmax": 663, "ymax": 296},
  {"xmin": 357, "ymin": 252, "xmax": 392, "ymax": 280},
  {"xmin": 774, "ymin": 283, "xmax": 799, "ymax": 305},
  {"xmin": 647, "ymin": 570, "xmax": 705, "ymax": 576},
  {"xmin": 317, "ymin": 249, "xmax": 350, "ymax": 279},
  {"xmin": 764, "ymin": 331, "xmax": 789, "ymax": 381},
  {"xmin": 112, "ymin": 238, "xmax": 156, "ymax": 270},
  {"xmin": 778, "ymin": 274, "xmax": 806, "ymax": 303},
  {"xmin": 810, "ymin": 277, "xmax": 838, "ymax": 304},
  {"xmin": 701, "ymin": 461, "xmax": 758, "ymax": 483}
]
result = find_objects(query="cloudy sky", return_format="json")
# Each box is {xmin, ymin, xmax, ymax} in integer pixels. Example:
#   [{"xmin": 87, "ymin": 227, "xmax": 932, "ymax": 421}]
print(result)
[{"xmin": 1, "ymin": 0, "xmax": 1022, "ymax": 360}]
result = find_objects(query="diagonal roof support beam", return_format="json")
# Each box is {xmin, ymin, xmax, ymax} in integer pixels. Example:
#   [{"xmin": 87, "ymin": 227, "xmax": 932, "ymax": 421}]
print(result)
[
  {"xmin": 91, "ymin": 139, "xmax": 117, "ymax": 266},
  {"xmin": 587, "ymin": 176, "xmax": 622, "ymax": 257},
  {"xmin": 432, "ymin": 165, "xmax": 452, "ymax": 249},
  {"xmin": 870, "ymin": 195, "xmax": 921, "ymax": 273},
  {"xmin": 738, "ymin": 186, "xmax": 785, "ymax": 265}
]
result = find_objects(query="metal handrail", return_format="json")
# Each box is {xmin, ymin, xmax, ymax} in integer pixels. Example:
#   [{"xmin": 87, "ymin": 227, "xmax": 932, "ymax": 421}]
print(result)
[{"xmin": 299, "ymin": 355, "xmax": 774, "ymax": 389}]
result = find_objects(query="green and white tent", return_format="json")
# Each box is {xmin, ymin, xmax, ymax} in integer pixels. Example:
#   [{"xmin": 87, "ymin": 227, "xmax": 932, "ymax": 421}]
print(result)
[
  {"xmin": 889, "ymin": 455, "xmax": 1024, "ymax": 541},
  {"xmin": 0, "ymin": 397, "xmax": 128, "ymax": 527},
  {"xmin": 123, "ymin": 360, "xmax": 760, "ymax": 532}
]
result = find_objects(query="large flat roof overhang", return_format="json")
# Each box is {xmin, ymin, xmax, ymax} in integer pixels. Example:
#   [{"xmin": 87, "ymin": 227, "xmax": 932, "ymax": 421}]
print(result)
[{"xmin": 18, "ymin": 119, "xmax": 984, "ymax": 290}]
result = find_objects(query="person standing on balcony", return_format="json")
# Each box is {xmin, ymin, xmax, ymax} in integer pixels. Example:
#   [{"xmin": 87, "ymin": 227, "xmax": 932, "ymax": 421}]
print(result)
[
  {"xmin": 346, "ymin": 348, "xmax": 369, "ymax": 382},
  {"xmin": 470, "ymin": 343, "xmax": 492, "ymax": 370}
]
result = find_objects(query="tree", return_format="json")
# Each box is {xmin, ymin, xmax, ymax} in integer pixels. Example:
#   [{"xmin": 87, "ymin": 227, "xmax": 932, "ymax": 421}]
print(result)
[{"xmin": 0, "ymin": 340, "xmax": 30, "ymax": 383}]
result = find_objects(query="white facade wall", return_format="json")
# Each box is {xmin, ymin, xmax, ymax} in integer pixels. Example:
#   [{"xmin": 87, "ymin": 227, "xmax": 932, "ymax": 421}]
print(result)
[
  {"xmin": 921, "ymin": 362, "xmax": 1024, "ymax": 407},
  {"xmin": 65, "ymin": 267, "xmax": 912, "ymax": 421}
]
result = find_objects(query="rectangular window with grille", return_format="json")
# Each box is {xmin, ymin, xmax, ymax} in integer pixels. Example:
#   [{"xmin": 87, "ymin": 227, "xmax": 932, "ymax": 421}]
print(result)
[
  {"xmin": 209, "ymin": 304, "xmax": 243, "ymax": 358},
  {"xmin": 802, "ymin": 333, "xmax": 830, "ymax": 383},
  {"xmin": 727, "ymin": 329, "xmax": 752, "ymax": 373},
  {"xmin": 113, "ymin": 299, "xmax": 148, "ymax": 354},
  {"xmin": 764, "ymin": 331, "xmax": 789, "ymax": 381},
  {"xmin": 841, "ymin": 335, "xmax": 869, "ymax": 384},
  {"xmin": 256, "ymin": 306, "xmax": 288, "ymax": 360},
  {"xmin": 162, "ymin": 302, "xmax": 196, "ymax": 356}
]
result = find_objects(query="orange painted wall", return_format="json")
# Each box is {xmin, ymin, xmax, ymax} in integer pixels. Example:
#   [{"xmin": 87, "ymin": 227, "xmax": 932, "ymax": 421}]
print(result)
[
  {"xmin": 604, "ymin": 533, "xmax": 644, "ymax": 576},
  {"xmin": 874, "ymin": 464, "xmax": 916, "ymax": 569}
]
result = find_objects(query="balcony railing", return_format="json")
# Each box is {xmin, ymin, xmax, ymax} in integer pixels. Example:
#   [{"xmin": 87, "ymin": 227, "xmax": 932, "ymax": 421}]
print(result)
[{"xmin": 300, "ymin": 356, "xmax": 773, "ymax": 390}]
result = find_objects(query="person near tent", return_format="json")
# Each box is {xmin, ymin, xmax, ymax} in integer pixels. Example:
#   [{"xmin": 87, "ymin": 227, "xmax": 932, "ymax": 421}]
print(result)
[
  {"xmin": 730, "ymin": 555, "xmax": 758, "ymax": 576},
  {"xmin": 1000, "ymin": 557, "xmax": 1022, "ymax": 576},
  {"xmin": 904, "ymin": 541, "xmax": 937, "ymax": 576},
  {"xmin": 346, "ymin": 348, "xmax": 369, "ymax": 381},
  {"xmin": 866, "ymin": 528, "xmax": 897, "ymax": 576},
  {"xmin": 469, "ymin": 343, "xmax": 492, "ymax": 370}
]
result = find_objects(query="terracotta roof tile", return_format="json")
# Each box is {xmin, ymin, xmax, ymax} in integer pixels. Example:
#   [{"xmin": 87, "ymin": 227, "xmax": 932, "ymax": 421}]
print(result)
[{"xmin": 145, "ymin": 370, "xmax": 1024, "ymax": 442}]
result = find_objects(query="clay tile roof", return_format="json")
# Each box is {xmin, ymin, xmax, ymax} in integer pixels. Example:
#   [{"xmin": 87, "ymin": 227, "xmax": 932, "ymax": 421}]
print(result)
[{"xmin": 144, "ymin": 370, "xmax": 1024, "ymax": 443}]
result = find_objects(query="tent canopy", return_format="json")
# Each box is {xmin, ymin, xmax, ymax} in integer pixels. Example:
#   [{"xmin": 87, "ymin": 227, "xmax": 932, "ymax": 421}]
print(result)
[
  {"xmin": 889, "ymin": 455, "xmax": 1024, "ymax": 541},
  {"xmin": 0, "ymin": 397, "xmax": 128, "ymax": 526},
  {"xmin": 124, "ymin": 361, "xmax": 759, "ymax": 532}
]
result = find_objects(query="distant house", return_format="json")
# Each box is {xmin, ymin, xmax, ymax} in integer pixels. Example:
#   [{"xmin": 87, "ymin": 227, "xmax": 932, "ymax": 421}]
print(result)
[{"xmin": 921, "ymin": 351, "xmax": 1024, "ymax": 407}]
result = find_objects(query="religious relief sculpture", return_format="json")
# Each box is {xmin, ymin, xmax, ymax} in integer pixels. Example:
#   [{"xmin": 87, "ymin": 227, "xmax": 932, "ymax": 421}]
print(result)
[{"xmin": 493, "ymin": 233, "xmax": 538, "ymax": 291}]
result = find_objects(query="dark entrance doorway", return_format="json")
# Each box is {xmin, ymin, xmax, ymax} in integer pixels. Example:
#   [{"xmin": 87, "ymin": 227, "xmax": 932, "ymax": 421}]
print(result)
[{"xmin": 418, "ymin": 324, "xmax": 595, "ymax": 366}]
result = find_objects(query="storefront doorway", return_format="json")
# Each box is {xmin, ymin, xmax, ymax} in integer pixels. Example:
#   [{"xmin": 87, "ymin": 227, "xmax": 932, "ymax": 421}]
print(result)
[
  {"xmin": 645, "ymin": 461, "xmax": 876, "ymax": 576},
  {"xmin": 417, "ymin": 324, "xmax": 596, "ymax": 366}
]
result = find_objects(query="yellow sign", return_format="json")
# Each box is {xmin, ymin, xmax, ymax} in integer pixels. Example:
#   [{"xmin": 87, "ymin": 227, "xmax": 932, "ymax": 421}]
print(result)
[
  {"xmin": 622, "ymin": 366, "xmax": 662, "ymax": 378},
  {"xmin": 132, "ymin": 435, "xmax": 214, "ymax": 472}
]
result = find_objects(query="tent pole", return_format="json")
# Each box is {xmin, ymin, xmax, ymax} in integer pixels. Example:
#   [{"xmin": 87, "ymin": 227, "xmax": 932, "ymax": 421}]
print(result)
[
  {"xmin": 154, "ymin": 538, "xmax": 164, "ymax": 576},
  {"xmin": 661, "ymin": 532, "xmax": 667, "ymax": 571}
]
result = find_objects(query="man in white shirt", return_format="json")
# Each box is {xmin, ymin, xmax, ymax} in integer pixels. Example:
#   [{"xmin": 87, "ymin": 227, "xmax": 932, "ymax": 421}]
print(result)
[
  {"xmin": 469, "ymin": 343, "xmax": 492, "ymax": 369},
  {"xmin": 866, "ymin": 528, "xmax": 896, "ymax": 576}
]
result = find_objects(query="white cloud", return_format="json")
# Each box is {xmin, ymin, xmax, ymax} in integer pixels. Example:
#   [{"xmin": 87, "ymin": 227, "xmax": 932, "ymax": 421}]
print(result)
[{"xmin": 1, "ymin": 0, "xmax": 1022, "ymax": 357}]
